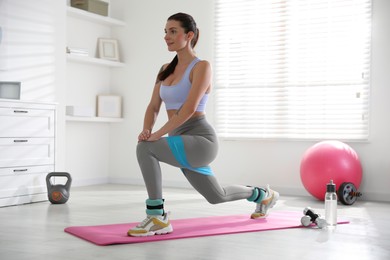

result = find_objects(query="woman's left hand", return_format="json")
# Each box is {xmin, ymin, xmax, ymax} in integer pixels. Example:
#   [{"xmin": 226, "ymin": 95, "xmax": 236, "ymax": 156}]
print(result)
[{"xmin": 146, "ymin": 132, "xmax": 161, "ymax": 142}]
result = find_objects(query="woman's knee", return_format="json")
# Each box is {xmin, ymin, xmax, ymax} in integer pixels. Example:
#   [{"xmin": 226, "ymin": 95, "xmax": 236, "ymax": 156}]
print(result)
[{"xmin": 136, "ymin": 141, "xmax": 151, "ymax": 159}]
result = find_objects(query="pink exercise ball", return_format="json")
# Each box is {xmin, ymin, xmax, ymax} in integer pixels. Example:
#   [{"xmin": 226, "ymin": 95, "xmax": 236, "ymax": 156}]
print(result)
[{"xmin": 300, "ymin": 140, "xmax": 362, "ymax": 201}]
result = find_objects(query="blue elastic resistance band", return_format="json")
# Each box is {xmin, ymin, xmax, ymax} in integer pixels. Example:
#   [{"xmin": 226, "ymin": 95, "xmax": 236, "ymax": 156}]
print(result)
[{"xmin": 166, "ymin": 136, "xmax": 214, "ymax": 176}]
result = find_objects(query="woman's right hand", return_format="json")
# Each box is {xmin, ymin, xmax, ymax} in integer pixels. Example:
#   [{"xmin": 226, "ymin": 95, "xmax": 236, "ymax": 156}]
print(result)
[{"xmin": 138, "ymin": 129, "xmax": 151, "ymax": 142}]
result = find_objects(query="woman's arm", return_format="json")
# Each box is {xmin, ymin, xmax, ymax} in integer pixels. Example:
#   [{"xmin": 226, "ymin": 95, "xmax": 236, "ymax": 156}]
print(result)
[
  {"xmin": 147, "ymin": 60, "xmax": 212, "ymax": 141},
  {"xmin": 138, "ymin": 66, "xmax": 165, "ymax": 141}
]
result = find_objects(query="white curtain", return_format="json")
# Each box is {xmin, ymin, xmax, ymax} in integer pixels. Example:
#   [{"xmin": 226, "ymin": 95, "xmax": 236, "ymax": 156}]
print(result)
[{"xmin": 214, "ymin": 0, "xmax": 372, "ymax": 140}]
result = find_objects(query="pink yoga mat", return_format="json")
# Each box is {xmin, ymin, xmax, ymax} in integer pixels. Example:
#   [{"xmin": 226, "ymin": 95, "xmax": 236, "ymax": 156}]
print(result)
[{"xmin": 64, "ymin": 211, "xmax": 349, "ymax": 246}]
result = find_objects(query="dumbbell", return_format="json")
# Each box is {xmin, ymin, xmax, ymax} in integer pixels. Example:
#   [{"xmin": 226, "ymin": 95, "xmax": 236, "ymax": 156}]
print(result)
[{"xmin": 301, "ymin": 207, "xmax": 327, "ymax": 229}]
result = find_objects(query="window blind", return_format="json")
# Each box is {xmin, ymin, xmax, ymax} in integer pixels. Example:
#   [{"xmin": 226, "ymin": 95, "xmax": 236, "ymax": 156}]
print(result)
[{"xmin": 214, "ymin": 0, "xmax": 371, "ymax": 140}]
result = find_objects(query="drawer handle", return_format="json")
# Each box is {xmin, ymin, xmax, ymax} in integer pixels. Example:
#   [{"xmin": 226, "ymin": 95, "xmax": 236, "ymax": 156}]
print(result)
[
  {"xmin": 14, "ymin": 139, "xmax": 28, "ymax": 143},
  {"xmin": 13, "ymin": 110, "xmax": 28, "ymax": 114},
  {"xmin": 14, "ymin": 169, "xmax": 28, "ymax": 173}
]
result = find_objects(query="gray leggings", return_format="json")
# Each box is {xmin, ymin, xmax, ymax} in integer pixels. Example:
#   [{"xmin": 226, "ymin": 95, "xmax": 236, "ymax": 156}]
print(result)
[{"xmin": 136, "ymin": 115, "xmax": 254, "ymax": 204}]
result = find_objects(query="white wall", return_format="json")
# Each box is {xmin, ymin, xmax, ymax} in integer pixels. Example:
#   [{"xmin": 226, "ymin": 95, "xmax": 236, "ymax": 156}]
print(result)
[
  {"xmin": 108, "ymin": 0, "xmax": 390, "ymax": 202},
  {"xmin": 0, "ymin": 0, "xmax": 65, "ymax": 101},
  {"xmin": 0, "ymin": 0, "xmax": 67, "ymax": 171}
]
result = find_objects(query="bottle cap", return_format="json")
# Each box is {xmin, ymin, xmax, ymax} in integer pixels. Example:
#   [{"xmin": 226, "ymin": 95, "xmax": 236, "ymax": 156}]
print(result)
[{"xmin": 327, "ymin": 180, "xmax": 336, "ymax": 192}]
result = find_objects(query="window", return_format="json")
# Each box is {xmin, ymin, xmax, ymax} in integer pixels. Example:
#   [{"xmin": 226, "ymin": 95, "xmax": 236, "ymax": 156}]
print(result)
[{"xmin": 214, "ymin": 0, "xmax": 371, "ymax": 140}]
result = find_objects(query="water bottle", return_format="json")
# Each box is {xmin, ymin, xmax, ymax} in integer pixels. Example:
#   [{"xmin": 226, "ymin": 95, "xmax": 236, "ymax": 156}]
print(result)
[{"xmin": 325, "ymin": 180, "xmax": 337, "ymax": 226}]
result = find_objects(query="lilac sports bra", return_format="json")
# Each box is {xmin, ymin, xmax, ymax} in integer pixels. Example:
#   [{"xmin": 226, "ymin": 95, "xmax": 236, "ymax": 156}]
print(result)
[{"xmin": 160, "ymin": 57, "xmax": 209, "ymax": 112}]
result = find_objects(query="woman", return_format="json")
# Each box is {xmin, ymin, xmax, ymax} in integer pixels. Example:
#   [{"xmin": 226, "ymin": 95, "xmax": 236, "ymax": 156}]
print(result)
[{"xmin": 128, "ymin": 12, "xmax": 279, "ymax": 237}]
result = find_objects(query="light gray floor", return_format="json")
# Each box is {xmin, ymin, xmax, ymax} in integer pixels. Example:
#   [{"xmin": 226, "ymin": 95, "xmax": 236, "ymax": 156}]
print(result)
[{"xmin": 0, "ymin": 184, "xmax": 389, "ymax": 260}]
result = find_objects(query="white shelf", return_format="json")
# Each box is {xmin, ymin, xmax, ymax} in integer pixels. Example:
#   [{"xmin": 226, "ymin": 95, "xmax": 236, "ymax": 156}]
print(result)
[
  {"xmin": 66, "ymin": 6, "xmax": 126, "ymax": 27},
  {"xmin": 66, "ymin": 54, "xmax": 125, "ymax": 67},
  {"xmin": 66, "ymin": 116, "xmax": 124, "ymax": 123},
  {"xmin": 65, "ymin": 5, "xmax": 125, "ymax": 125}
]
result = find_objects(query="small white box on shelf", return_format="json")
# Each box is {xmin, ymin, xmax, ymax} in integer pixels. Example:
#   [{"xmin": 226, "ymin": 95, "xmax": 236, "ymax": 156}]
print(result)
[
  {"xmin": 66, "ymin": 106, "xmax": 95, "ymax": 117},
  {"xmin": 97, "ymin": 95, "xmax": 122, "ymax": 118},
  {"xmin": 0, "ymin": 82, "xmax": 21, "ymax": 99},
  {"xmin": 66, "ymin": 47, "xmax": 89, "ymax": 57}
]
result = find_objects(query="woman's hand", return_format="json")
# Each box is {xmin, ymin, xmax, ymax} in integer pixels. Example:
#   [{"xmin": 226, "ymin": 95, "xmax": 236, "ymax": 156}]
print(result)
[
  {"xmin": 138, "ymin": 129, "xmax": 151, "ymax": 142},
  {"xmin": 138, "ymin": 129, "xmax": 161, "ymax": 142},
  {"xmin": 146, "ymin": 132, "xmax": 161, "ymax": 142}
]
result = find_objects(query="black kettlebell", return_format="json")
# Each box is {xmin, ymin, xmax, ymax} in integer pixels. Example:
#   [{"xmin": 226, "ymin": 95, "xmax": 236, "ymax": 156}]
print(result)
[{"xmin": 46, "ymin": 172, "xmax": 72, "ymax": 204}]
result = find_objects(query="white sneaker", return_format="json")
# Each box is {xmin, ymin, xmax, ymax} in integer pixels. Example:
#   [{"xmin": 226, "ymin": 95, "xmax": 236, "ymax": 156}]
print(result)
[
  {"xmin": 251, "ymin": 185, "xmax": 279, "ymax": 219},
  {"xmin": 128, "ymin": 212, "xmax": 173, "ymax": 237}
]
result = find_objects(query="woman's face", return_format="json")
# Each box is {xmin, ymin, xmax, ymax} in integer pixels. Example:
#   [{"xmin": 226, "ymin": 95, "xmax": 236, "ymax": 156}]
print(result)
[{"xmin": 164, "ymin": 20, "xmax": 189, "ymax": 52}]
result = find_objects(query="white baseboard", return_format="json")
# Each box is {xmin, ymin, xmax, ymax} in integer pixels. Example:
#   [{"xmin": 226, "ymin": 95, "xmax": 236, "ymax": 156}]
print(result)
[
  {"xmin": 91, "ymin": 178, "xmax": 390, "ymax": 203},
  {"xmin": 0, "ymin": 193, "xmax": 47, "ymax": 207},
  {"xmin": 71, "ymin": 177, "xmax": 110, "ymax": 187},
  {"xmin": 108, "ymin": 177, "xmax": 193, "ymax": 189}
]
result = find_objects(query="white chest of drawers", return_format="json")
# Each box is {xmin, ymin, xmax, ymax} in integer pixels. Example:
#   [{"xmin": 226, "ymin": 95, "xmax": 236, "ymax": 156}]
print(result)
[{"xmin": 0, "ymin": 99, "xmax": 56, "ymax": 207}]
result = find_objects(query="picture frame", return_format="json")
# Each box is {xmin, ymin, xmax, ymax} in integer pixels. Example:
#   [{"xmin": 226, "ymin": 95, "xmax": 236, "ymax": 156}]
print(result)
[
  {"xmin": 98, "ymin": 38, "xmax": 119, "ymax": 61},
  {"xmin": 97, "ymin": 95, "xmax": 122, "ymax": 118}
]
